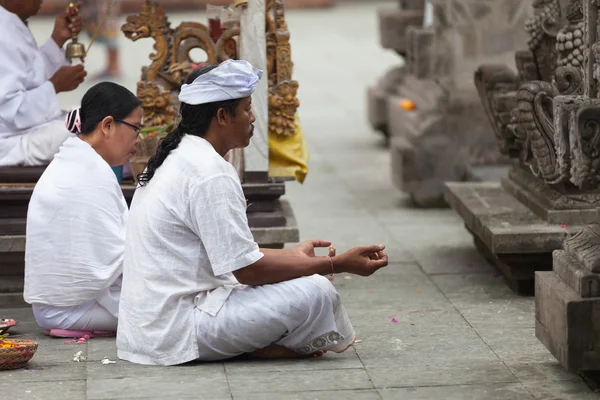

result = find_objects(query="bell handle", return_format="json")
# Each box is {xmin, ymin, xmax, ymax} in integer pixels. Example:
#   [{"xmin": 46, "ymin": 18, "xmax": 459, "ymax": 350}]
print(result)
[{"xmin": 66, "ymin": 2, "xmax": 80, "ymax": 41}]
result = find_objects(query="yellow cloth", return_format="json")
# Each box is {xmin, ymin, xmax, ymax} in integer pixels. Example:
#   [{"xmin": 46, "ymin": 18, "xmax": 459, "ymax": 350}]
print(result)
[{"xmin": 268, "ymin": 115, "xmax": 309, "ymax": 183}]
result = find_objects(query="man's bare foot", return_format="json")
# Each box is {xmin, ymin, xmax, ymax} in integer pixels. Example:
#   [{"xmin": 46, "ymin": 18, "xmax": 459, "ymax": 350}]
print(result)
[{"xmin": 248, "ymin": 344, "xmax": 326, "ymax": 359}]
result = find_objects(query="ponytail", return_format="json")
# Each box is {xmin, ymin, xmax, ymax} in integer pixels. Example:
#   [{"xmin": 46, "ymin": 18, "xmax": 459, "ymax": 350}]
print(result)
[{"xmin": 137, "ymin": 127, "xmax": 185, "ymax": 186}]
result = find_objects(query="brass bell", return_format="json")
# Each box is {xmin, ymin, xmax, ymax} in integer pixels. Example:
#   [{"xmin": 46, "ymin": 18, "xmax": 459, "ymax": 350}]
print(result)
[{"xmin": 65, "ymin": 2, "xmax": 86, "ymax": 62}]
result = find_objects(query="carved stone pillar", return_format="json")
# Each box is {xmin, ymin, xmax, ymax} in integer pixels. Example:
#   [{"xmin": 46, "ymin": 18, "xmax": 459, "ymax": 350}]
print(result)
[
  {"xmin": 385, "ymin": 0, "xmax": 532, "ymax": 207},
  {"xmin": 443, "ymin": 0, "xmax": 600, "ymax": 295},
  {"xmin": 367, "ymin": 0, "xmax": 426, "ymax": 136},
  {"xmin": 536, "ymin": 225, "xmax": 600, "ymax": 371}
]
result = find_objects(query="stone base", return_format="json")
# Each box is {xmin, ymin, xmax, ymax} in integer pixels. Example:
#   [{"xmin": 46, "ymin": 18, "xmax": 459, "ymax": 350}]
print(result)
[
  {"xmin": 387, "ymin": 77, "xmax": 509, "ymax": 207},
  {"xmin": 366, "ymin": 66, "xmax": 406, "ymax": 137},
  {"xmin": 392, "ymin": 135, "xmax": 481, "ymax": 207},
  {"xmin": 367, "ymin": 86, "xmax": 390, "ymax": 137},
  {"xmin": 444, "ymin": 181, "xmax": 581, "ymax": 294},
  {"xmin": 535, "ymin": 270, "xmax": 600, "ymax": 372},
  {"xmin": 502, "ymin": 166, "xmax": 600, "ymax": 225}
]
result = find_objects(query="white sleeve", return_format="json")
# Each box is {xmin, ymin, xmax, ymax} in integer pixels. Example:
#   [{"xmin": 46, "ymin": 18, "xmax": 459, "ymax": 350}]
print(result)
[
  {"xmin": 188, "ymin": 174, "xmax": 263, "ymax": 276},
  {"xmin": 0, "ymin": 38, "xmax": 62, "ymax": 132},
  {"xmin": 39, "ymin": 38, "xmax": 70, "ymax": 77}
]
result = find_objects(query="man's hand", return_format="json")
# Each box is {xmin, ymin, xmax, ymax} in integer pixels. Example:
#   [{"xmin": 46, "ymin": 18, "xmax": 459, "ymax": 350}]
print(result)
[
  {"xmin": 50, "ymin": 65, "xmax": 87, "ymax": 93},
  {"xmin": 51, "ymin": 1, "xmax": 83, "ymax": 48},
  {"xmin": 333, "ymin": 244, "xmax": 388, "ymax": 277},
  {"xmin": 288, "ymin": 240, "xmax": 332, "ymax": 258}
]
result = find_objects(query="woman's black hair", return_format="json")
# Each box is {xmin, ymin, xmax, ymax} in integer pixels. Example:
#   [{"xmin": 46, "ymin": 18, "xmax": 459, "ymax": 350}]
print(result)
[
  {"xmin": 65, "ymin": 82, "xmax": 141, "ymax": 136},
  {"xmin": 137, "ymin": 64, "xmax": 241, "ymax": 186}
]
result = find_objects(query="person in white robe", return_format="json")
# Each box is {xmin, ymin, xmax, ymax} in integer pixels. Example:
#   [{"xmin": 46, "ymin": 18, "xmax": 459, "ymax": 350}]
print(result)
[
  {"xmin": 117, "ymin": 60, "xmax": 389, "ymax": 366},
  {"xmin": 0, "ymin": 0, "xmax": 88, "ymax": 167},
  {"xmin": 24, "ymin": 81, "xmax": 142, "ymax": 337}
]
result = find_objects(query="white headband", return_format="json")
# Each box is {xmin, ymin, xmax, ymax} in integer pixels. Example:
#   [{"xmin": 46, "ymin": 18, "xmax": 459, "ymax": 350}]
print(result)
[{"xmin": 178, "ymin": 59, "xmax": 263, "ymax": 105}]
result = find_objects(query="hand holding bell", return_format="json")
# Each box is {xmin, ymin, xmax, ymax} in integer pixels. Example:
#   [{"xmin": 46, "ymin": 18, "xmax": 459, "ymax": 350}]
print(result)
[{"xmin": 65, "ymin": 2, "xmax": 86, "ymax": 62}]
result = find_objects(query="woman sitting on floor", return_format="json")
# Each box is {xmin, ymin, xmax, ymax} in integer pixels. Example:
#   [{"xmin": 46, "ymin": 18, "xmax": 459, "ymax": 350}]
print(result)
[{"xmin": 23, "ymin": 82, "xmax": 142, "ymax": 338}]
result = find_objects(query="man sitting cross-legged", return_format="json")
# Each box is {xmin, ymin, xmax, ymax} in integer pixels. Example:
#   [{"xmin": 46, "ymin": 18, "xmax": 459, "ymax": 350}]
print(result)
[
  {"xmin": 116, "ymin": 60, "xmax": 388, "ymax": 366},
  {"xmin": 0, "ymin": 0, "xmax": 87, "ymax": 167}
]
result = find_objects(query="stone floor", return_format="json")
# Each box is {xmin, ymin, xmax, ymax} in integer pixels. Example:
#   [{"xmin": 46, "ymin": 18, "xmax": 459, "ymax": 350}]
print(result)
[{"xmin": 1, "ymin": 2, "xmax": 599, "ymax": 399}]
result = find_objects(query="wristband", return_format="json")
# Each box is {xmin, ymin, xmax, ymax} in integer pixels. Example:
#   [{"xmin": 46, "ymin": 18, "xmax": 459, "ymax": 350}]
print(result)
[{"xmin": 327, "ymin": 256, "xmax": 334, "ymax": 276}]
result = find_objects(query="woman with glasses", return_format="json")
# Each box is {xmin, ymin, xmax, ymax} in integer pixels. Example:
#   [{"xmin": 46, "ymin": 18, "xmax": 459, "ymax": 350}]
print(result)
[{"xmin": 23, "ymin": 81, "xmax": 142, "ymax": 338}]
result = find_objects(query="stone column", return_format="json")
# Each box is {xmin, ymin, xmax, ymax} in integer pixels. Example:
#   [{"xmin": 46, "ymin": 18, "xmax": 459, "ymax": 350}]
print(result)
[
  {"xmin": 535, "ymin": 0, "xmax": 600, "ymax": 374},
  {"xmin": 367, "ymin": 0, "xmax": 426, "ymax": 136},
  {"xmin": 239, "ymin": 0, "xmax": 269, "ymax": 182}
]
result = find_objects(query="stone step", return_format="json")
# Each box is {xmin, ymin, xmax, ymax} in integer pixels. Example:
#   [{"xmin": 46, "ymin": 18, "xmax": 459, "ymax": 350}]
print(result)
[
  {"xmin": 0, "ymin": 277, "xmax": 24, "ymax": 293},
  {"xmin": 0, "ymin": 293, "xmax": 27, "ymax": 308}
]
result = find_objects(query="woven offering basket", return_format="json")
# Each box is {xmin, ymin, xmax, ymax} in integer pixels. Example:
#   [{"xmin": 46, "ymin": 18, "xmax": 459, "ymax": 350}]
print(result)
[{"xmin": 0, "ymin": 339, "xmax": 38, "ymax": 370}]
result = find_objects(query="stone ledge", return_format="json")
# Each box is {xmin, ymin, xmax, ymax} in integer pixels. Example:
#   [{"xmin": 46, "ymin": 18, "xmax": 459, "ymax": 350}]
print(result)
[
  {"xmin": 502, "ymin": 166, "xmax": 600, "ymax": 225},
  {"xmin": 444, "ymin": 181, "xmax": 575, "ymax": 254},
  {"xmin": 251, "ymin": 199, "xmax": 300, "ymax": 244},
  {"xmin": 0, "ymin": 235, "xmax": 25, "ymax": 253},
  {"xmin": 444, "ymin": 180, "xmax": 573, "ymax": 294}
]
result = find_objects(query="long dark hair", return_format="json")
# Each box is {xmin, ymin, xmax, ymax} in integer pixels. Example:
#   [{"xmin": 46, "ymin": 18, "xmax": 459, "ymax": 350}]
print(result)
[
  {"xmin": 65, "ymin": 82, "xmax": 140, "ymax": 136},
  {"xmin": 137, "ymin": 64, "xmax": 240, "ymax": 186}
]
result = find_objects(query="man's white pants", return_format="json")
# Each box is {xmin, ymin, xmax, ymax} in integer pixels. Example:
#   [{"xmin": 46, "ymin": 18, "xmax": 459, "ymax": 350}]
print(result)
[
  {"xmin": 0, "ymin": 119, "xmax": 73, "ymax": 167},
  {"xmin": 194, "ymin": 274, "xmax": 356, "ymax": 361}
]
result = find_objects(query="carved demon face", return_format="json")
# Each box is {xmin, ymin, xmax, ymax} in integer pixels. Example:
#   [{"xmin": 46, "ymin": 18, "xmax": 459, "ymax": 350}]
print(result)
[{"xmin": 121, "ymin": 15, "xmax": 151, "ymax": 41}]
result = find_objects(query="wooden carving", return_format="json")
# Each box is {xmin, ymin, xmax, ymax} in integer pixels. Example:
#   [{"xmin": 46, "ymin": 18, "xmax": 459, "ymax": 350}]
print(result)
[
  {"xmin": 121, "ymin": 0, "xmax": 226, "ymax": 91},
  {"xmin": 137, "ymin": 81, "xmax": 176, "ymax": 128},
  {"xmin": 266, "ymin": 0, "xmax": 300, "ymax": 137},
  {"xmin": 122, "ymin": 0, "xmax": 300, "ymax": 138}
]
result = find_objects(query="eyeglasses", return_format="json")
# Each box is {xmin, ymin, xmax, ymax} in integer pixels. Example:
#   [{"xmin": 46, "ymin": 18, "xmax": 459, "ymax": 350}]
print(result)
[{"xmin": 116, "ymin": 120, "xmax": 142, "ymax": 137}]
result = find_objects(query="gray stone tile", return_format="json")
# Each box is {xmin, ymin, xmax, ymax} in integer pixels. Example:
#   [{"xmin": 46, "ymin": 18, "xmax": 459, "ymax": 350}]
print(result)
[
  {"xmin": 355, "ymin": 325, "xmax": 502, "ymax": 368},
  {"xmin": 379, "ymin": 383, "xmax": 533, "ymax": 400},
  {"xmin": 433, "ymin": 273, "xmax": 521, "ymax": 299},
  {"xmin": 289, "ymin": 216, "xmax": 414, "ymax": 263},
  {"xmin": 87, "ymin": 359, "xmax": 222, "ymax": 380},
  {"xmin": 224, "ymin": 350, "xmax": 363, "ymax": 373},
  {"xmin": 522, "ymin": 379, "xmax": 599, "ymax": 399},
  {"xmin": 0, "ymin": 380, "xmax": 86, "ymax": 400},
  {"xmin": 385, "ymin": 224, "xmax": 473, "ymax": 254},
  {"xmin": 29, "ymin": 342, "xmax": 88, "ymax": 364},
  {"xmin": 234, "ymin": 389, "xmax": 382, "ymax": 400},
  {"xmin": 227, "ymin": 369, "xmax": 374, "ymax": 395},
  {"xmin": 3, "ymin": 360, "xmax": 86, "ymax": 383},
  {"xmin": 431, "ymin": 274, "xmax": 536, "ymax": 329},
  {"xmin": 368, "ymin": 359, "xmax": 517, "ymax": 388},
  {"xmin": 475, "ymin": 328, "xmax": 584, "ymax": 382},
  {"xmin": 87, "ymin": 337, "xmax": 118, "ymax": 361},
  {"xmin": 412, "ymin": 243, "xmax": 495, "ymax": 275},
  {"xmin": 1, "ymin": 306, "xmax": 35, "ymax": 321},
  {"xmin": 87, "ymin": 366, "xmax": 230, "ymax": 399}
]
